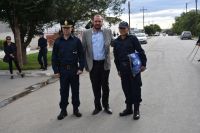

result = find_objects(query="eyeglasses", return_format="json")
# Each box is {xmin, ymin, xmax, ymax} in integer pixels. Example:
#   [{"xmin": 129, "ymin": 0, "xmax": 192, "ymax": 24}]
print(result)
[{"xmin": 6, "ymin": 39, "xmax": 11, "ymax": 40}]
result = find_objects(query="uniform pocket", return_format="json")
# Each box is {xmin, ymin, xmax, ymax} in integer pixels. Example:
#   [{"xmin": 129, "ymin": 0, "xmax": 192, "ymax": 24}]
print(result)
[{"xmin": 133, "ymin": 73, "xmax": 142, "ymax": 87}]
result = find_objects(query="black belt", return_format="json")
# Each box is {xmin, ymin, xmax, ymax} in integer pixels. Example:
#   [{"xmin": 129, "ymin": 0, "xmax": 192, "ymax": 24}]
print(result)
[
  {"xmin": 93, "ymin": 60, "xmax": 105, "ymax": 64},
  {"xmin": 60, "ymin": 64, "xmax": 77, "ymax": 70}
]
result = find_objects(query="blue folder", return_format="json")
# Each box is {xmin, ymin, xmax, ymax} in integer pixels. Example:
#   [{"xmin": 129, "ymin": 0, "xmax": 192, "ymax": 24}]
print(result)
[{"xmin": 128, "ymin": 53, "xmax": 142, "ymax": 77}]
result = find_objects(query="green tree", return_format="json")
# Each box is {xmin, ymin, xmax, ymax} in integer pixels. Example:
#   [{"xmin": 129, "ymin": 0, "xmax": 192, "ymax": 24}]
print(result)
[
  {"xmin": 55, "ymin": 0, "xmax": 126, "ymax": 27},
  {"xmin": 144, "ymin": 24, "xmax": 161, "ymax": 35},
  {"xmin": 172, "ymin": 10, "xmax": 200, "ymax": 36},
  {"xmin": 0, "ymin": 0, "xmax": 56, "ymax": 65}
]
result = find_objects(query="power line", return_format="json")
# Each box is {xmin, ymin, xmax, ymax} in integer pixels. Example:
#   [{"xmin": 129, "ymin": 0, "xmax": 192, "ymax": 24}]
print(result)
[{"xmin": 140, "ymin": 7, "xmax": 147, "ymax": 30}]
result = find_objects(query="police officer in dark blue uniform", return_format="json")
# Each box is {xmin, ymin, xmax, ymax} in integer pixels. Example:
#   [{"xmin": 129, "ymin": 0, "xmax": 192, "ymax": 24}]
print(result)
[
  {"xmin": 52, "ymin": 20, "xmax": 85, "ymax": 120},
  {"xmin": 197, "ymin": 35, "xmax": 200, "ymax": 62},
  {"xmin": 38, "ymin": 32, "xmax": 48, "ymax": 70},
  {"xmin": 113, "ymin": 21, "xmax": 147, "ymax": 120},
  {"xmin": 3, "ymin": 36, "xmax": 24, "ymax": 79}
]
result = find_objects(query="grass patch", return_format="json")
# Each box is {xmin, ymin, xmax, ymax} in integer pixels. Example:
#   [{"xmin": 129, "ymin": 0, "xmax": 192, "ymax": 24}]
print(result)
[{"xmin": 0, "ymin": 51, "xmax": 52, "ymax": 70}]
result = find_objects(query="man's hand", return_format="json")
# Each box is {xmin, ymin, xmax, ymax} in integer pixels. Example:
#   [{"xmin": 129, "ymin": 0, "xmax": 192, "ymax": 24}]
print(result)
[
  {"xmin": 141, "ymin": 66, "xmax": 146, "ymax": 72},
  {"xmin": 53, "ymin": 73, "xmax": 60, "ymax": 78},
  {"xmin": 77, "ymin": 70, "xmax": 83, "ymax": 75}
]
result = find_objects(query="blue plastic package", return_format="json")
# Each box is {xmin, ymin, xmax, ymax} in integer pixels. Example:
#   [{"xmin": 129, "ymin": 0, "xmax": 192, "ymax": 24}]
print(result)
[{"xmin": 128, "ymin": 53, "xmax": 142, "ymax": 77}]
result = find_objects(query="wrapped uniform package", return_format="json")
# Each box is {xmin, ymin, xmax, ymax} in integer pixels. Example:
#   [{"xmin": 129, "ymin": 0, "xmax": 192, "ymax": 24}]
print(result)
[{"xmin": 128, "ymin": 53, "xmax": 142, "ymax": 77}]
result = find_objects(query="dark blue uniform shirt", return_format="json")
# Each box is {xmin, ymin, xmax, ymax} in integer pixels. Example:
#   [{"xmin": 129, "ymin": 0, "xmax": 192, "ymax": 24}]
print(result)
[
  {"xmin": 38, "ymin": 37, "xmax": 47, "ymax": 49},
  {"xmin": 51, "ymin": 35, "xmax": 84, "ymax": 74},
  {"xmin": 4, "ymin": 43, "xmax": 17, "ymax": 57},
  {"xmin": 113, "ymin": 35, "xmax": 147, "ymax": 72}
]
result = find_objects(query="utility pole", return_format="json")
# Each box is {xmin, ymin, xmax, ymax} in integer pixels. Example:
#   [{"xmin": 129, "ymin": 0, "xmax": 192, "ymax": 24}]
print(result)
[
  {"xmin": 195, "ymin": 0, "xmax": 198, "ymax": 14},
  {"xmin": 128, "ymin": 1, "xmax": 131, "ymax": 34},
  {"xmin": 140, "ymin": 7, "xmax": 147, "ymax": 30},
  {"xmin": 186, "ymin": 2, "xmax": 188, "ymax": 13}
]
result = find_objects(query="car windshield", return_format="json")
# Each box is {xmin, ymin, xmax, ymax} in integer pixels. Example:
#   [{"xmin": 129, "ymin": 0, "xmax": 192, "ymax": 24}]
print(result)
[
  {"xmin": 182, "ymin": 31, "xmax": 191, "ymax": 35},
  {"xmin": 136, "ymin": 33, "xmax": 146, "ymax": 37},
  {"xmin": 184, "ymin": 33, "xmax": 191, "ymax": 35}
]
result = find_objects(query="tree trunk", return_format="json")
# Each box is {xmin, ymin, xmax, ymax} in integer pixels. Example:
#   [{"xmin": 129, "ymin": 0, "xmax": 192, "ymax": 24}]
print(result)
[
  {"xmin": 20, "ymin": 25, "xmax": 35, "ymax": 65},
  {"xmin": 14, "ymin": 16, "xmax": 23, "ymax": 67},
  {"xmin": 22, "ymin": 46, "xmax": 27, "ymax": 64}
]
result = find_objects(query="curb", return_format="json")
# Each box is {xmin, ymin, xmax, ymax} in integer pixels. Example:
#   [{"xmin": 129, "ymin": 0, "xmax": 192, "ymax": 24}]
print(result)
[
  {"xmin": 0, "ymin": 71, "xmax": 52, "ymax": 77},
  {"xmin": 0, "ymin": 77, "xmax": 59, "ymax": 109}
]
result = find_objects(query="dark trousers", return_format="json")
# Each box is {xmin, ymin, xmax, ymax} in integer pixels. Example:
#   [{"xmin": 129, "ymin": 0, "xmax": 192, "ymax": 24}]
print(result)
[
  {"xmin": 120, "ymin": 64, "xmax": 142, "ymax": 105},
  {"xmin": 89, "ymin": 60, "xmax": 110, "ymax": 110},
  {"xmin": 8, "ymin": 58, "xmax": 21, "ymax": 74},
  {"xmin": 38, "ymin": 49, "xmax": 47, "ymax": 68},
  {"xmin": 59, "ymin": 68, "xmax": 80, "ymax": 111}
]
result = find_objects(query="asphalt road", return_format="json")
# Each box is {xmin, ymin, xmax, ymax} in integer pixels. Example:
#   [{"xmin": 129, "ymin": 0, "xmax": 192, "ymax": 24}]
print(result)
[{"xmin": 0, "ymin": 36, "xmax": 200, "ymax": 133}]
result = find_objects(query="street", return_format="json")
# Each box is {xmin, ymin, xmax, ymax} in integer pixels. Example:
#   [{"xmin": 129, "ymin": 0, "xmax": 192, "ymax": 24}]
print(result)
[{"xmin": 0, "ymin": 36, "xmax": 200, "ymax": 133}]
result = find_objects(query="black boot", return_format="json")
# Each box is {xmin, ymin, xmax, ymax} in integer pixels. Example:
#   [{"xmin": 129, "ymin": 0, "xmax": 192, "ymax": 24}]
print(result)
[
  {"xmin": 133, "ymin": 103, "xmax": 140, "ymax": 120},
  {"xmin": 57, "ymin": 110, "xmax": 67, "ymax": 120},
  {"xmin": 42, "ymin": 67, "xmax": 47, "ymax": 71},
  {"xmin": 40, "ymin": 66, "xmax": 44, "ymax": 70},
  {"xmin": 10, "ymin": 76, "xmax": 14, "ymax": 79},
  {"xmin": 73, "ymin": 108, "xmax": 82, "ymax": 117},
  {"xmin": 20, "ymin": 73, "xmax": 24, "ymax": 78},
  {"xmin": 119, "ymin": 104, "xmax": 133, "ymax": 116}
]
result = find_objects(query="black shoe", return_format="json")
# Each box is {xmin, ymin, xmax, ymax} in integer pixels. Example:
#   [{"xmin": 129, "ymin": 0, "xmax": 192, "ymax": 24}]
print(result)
[
  {"xmin": 10, "ymin": 76, "xmax": 14, "ymax": 79},
  {"xmin": 133, "ymin": 110, "xmax": 140, "ymax": 120},
  {"xmin": 42, "ymin": 67, "xmax": 47, "ymax": 71},
  {"xmin": 57, "ymin": 110, "xmax": 67, "ymax": 120},
  {"xmin": 40, "ymin": 66, "xmax": 44, "ymax": 70},
  {"xmin": 119, "ymin": 109, "xmax": 133, "ymax": 116},
  {"xmin": 104, "ymin": 108, "xmax": 113, "ymax": 114},
  {"xmin": 133, "ymin": 103, "xmax": 140, "ymax": 120},
  {"xmin": 20, "ymin": 73, "xmax": 24, "ymax": 78},
  {"xmin": 92, "ymin": 108, "xmax": 102, "ymax": 115},
  {"xmin": 73, "ymin": 109, "xmax": 82, "ymax": 117}
]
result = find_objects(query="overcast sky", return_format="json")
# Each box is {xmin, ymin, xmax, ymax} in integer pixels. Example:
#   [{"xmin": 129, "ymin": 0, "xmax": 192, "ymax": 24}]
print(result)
[{"xmin": 113, "ymin": 0, "xmax": 200, "ymax": 29}]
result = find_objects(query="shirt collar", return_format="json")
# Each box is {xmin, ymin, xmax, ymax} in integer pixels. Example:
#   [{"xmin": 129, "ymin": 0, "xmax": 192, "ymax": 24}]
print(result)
[
  {"xmin": 117, "ymin": 34, "xmax": 130, "ymax": 40},
  {"xmin": 92, "ymin": 28, "xmax": 103, "ymax": 34},
  {"xmin": 61, "ymin": 34, "xmax": 74, "ymax": 40}
]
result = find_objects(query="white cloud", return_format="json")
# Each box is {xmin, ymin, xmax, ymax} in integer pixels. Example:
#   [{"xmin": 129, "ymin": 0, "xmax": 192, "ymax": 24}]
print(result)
[{"xmin": 110, "ymin": 8, "xmax": 195, "ymax": 30}]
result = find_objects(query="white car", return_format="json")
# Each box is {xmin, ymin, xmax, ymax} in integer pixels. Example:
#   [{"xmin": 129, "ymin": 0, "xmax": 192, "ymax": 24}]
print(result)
[{"xmin": 135, "ymin": 33, "xmax": 147, "ymax": 44}]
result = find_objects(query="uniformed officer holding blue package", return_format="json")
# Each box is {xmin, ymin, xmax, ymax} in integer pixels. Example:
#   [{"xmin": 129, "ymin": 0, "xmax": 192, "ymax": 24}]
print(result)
[
  {"xmin": 52, "ymin": 20, "xmax": 85, "ymax": 120},
  {"xmin": 113, "ymin": 21, "xmax": 147, "ymax": 120}
]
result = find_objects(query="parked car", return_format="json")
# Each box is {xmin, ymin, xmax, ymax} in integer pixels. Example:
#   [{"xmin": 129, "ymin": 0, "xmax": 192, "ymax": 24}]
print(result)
[
  {"xmin": 162, "ymin": 33, "xmax": 167, "ymax": 36},
  {"xmin": 154, "ymin": 32, "xmax": 160, "ymax": 36},
  {"xmin": 135, "ymin": 33, "xmax": 147, "ymax": 44},
  {"xmin": 180, "ymin": 31, "xmax": 192, "ymax": 40}
]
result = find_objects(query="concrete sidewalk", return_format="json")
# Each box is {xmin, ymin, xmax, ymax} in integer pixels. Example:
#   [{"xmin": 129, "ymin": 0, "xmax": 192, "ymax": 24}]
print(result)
[{"xmin": 0, "ymin": 67, "xmax": 57, "ymax": 108}]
